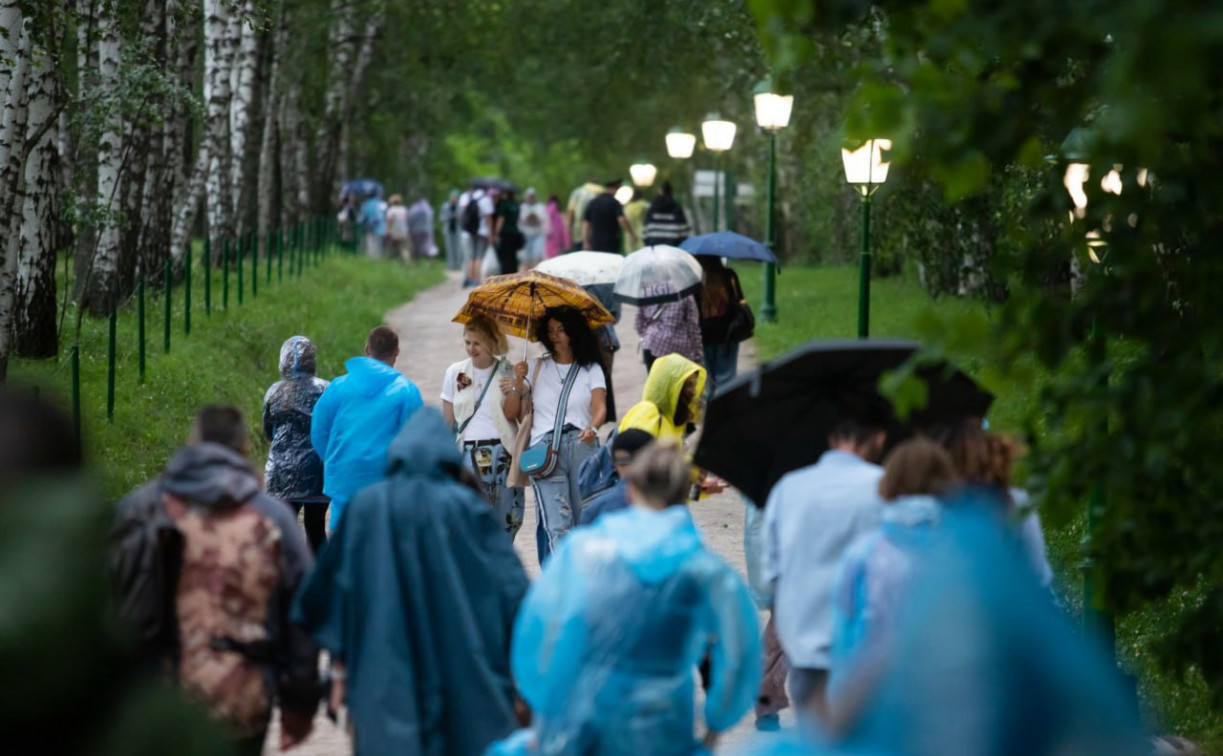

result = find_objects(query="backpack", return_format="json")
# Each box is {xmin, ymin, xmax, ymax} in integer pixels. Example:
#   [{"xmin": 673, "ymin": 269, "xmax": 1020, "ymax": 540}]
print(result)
[
  {"xmin": 111, "ymin": 482, "xmax": 184, "ymax": 661},
  {"xmin": 461, "ymin": 196, "xmax": 482, "ymax": 236}
]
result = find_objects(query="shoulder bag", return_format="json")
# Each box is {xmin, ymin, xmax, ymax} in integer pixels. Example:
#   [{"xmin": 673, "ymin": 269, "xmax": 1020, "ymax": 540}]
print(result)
[
  {"xmin": 518, "ymin": 360, "xmax": 582, "ymax": 478},
  {"xmin": 453, "ymin": 361, "xmax": 498, "ymax": 442}
]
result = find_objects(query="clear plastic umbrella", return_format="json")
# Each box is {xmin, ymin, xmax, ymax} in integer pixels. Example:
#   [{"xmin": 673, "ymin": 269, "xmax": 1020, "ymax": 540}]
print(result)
[
  {"xmin": 535, "ymin": 251, "xmax": 624, "ymax": 287},
  {"xmin": 613, "ymin": 245, "xmax": 702, "ymax": 305}
]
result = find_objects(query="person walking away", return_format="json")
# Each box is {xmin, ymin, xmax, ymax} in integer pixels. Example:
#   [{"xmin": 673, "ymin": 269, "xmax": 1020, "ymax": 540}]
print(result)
[
  {"xmin": 384, "ymin": 195, "xmax": 410, "ymax": 262},
  {"xmin": 462, "ymin": 187, "xmax": 496, "ymax": 284},
  {"xmin": 519, "ymin": 187, "xmax": 549, "ymax": 269},
  {"xmin": 441, "ymin": 316, "xmax": 526, "ymax": 539},
  {"xmin": 698, "ymin": 255, "xmax": 749, "ymax": 391},
  {"xmin": 311, "ymin": 326, "xmax": 423, "ymax": 529},
  {"xmin": 642, "ymin": 180, "xmax": 692, "ymax": 247},
  {"xmin": 634, "ymin": 281, "xmax": 703, "ymax": 374},
  {"xmin": 762, "ymin": 403, "xmax": 888, "ymax": 726},
  {"xmin": 440, "ymin": 189, "xmax": 462, "ymax": 271},
  {"xmin": 493, "ymin": 188, "xmax": 524, "ymax": 276},
  {"xmin": 295, "ymin": 407, "xmax": 529, "ymax": 756},
  {"xmin": 263, "ymin": 335, "xmax": 330, "ymax": 554},
  {"xmin": 583, "ymin": 178, "xmax": 638, "ymax": 252},
  {"xmin": 577, "ymin": 428, "xmax": 654, "ymax": 525},
  {"xmin": 507, "ymin": 306, "xmax": 607, "ymax": 564},
  {"xmin": 113, "ymin": 405, "xmax": 319, "ymax": 754},
  {"xmin": 622, "ymin": 189, "xmax": 649, "ymax": 254},
  {"xmin": 827, "ymin": 438, "xmax": 958, "ymax": 715},
  {"xmin": 407, "ymin": 195, "xmax": 436, "ymax": 261},
  {"xmin": 359, "ymin": 190, "xmax": 387, "ymax": 259},
  {"xmin": 545, "ymin": 193, "xmax": 570, "ymax": 258},
  {"xmin": 566, "ymin": 178, "xmax": 603, "ymax": 252},
  {"xmin": 489, "ymin": 442, "xmax": 762, "ymax": 756},
  {"xmin": 618, "ymin": 352, "xmax": 705, "ymax": 445}
]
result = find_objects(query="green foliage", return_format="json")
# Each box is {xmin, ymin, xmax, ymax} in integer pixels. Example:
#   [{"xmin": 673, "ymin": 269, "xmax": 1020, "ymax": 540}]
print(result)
[{"xmin": 11, "ymin": 253, "xmax": 443, "ymax": 501}]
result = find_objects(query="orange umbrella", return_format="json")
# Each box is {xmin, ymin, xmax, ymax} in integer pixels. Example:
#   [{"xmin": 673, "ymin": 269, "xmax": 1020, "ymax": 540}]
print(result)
[{"xmin": 453, "ymin": 271, "xmax": 614, "ymax": 348}]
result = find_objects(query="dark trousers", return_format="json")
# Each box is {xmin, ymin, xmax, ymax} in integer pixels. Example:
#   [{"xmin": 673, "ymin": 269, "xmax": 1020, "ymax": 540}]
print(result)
[
  {"xmin": 290, "ymin": 499, "xmax": 328, "ymax": 554},
  {"xmin": 497, "ymin": 231, "xmax": 524, "ymax": 275},
  {"xmin": 643, "ymin": 348, "xmax": 657, "ymax": 375}
]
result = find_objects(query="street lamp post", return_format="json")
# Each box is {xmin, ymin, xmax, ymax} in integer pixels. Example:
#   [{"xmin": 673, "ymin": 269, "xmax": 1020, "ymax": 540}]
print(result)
[
  {"xmin": 754, "ymin": 83, "xmax": 794, "ymax": 322},
  {"xmin": 702, "ymin": 114, "xmax": 736, "ymax": 233},
  {"xmin": 841, "ymin": 138, "xmax": 891, "ymax": 337}
]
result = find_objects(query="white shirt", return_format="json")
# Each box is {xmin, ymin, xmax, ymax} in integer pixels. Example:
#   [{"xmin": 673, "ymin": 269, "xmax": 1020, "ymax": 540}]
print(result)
[
  {"xmin": 441, "ymin": 362, "xmax": 501, "ymax": 442},
  {"xmin": 477, "ymin": 194, "xmax": 495, "ymax": 239},
  {"xmin": 763, "ymin": 449, "xmax": 884, "ymax": 669},
  {"xmin": 528, "ymin": 357, "xmax": 605, "ymax": 445},
  {"xmin": 520, "ymin": 201, "xmax": 548, "ymax": 237}
]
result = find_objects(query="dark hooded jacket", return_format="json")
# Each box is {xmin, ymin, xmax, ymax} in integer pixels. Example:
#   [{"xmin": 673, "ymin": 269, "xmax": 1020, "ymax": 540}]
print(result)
[
  {"xmin": 263, "ymin": 335, "xmax": 329, "ymax": 501},
  {"xmin": 111, "ymin": 443, "xmax": 320, "ymax": 722},
  {"xmin": 293, "ymin": 407, "xmax": 529, "ymax": 756}
]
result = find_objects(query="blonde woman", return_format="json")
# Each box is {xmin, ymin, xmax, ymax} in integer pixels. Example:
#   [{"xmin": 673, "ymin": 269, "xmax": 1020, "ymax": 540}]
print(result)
[{"xmin": 441, "ymin": 316, "xmax": 524, "ymax": 538}]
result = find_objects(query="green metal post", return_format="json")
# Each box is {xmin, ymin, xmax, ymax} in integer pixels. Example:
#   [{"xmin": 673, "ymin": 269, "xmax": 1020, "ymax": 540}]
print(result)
[
  {"xmin": 251, "ymin": 231, "xmax": 258, "ymax": 298},
  {"xmin": 107, "ymin": 308, "xmax": 116, "ymax": 421},
  {"xmin": 288, "ymin": 226, "xmax": 295, "ymax": 279},
  {"xmin": 163, "ymin": 261, "xmax": 172, "ymax": 353},
  {"xmin": 70, "ymin": 343, "xmax": 81, "ymax": 445},
  {"xmin": 277, "ymin": 227, "xmax": 284, "ymax": 282},
  {"xmin": 857, "ymin": 194, "xmax": 872, "ymax": 338},
  {"xmin": 266, "ymin": 230, "xmax": 273, "ymax": 285},
  {"xmin": 204, "ymin": 236, "xmax": 211, "ymax": 316},
  {"xmin": 712, "ymin": 153, "xmax": 721, "ymax": 232},
  {"xmin": 137, "ymin": 276, "xmax": 146, "ymax": 381},
  {"xmin": 761, "ymin": 131, "xmax": 779, "ymax": 322},
  {"xmin": 237, "ymin": 234, "xmax": 245, "ymax": 305},
  {"xmin": 222, "ymin": 238, "xmax": 230, "ymax": 309},
  {"xmin": 297, "ymin": 223, "xmax": 305, "ymax": 276},
  {"xmin": 185, "ymin": 246, "xmax": 192, "ymax": 335}
]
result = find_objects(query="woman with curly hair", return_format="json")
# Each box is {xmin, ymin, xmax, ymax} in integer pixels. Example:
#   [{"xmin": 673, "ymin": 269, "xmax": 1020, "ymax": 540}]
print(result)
[{"xmin": 508, "ymin": 306, "xmax": 607, "ymax": 563}]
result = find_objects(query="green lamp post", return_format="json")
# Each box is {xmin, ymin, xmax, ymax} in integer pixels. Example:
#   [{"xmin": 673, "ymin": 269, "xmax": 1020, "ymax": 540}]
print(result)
[
  {"xmin": 702, "ymin": 114, "xmax": 736, "ymax": 232},
  {"xmin": 754, "ymin": 82, "xmax": 794, "ymax": 323},
  {"xmin": 841, "ymin": 138, "xmax": 892, "ymax": 338}
]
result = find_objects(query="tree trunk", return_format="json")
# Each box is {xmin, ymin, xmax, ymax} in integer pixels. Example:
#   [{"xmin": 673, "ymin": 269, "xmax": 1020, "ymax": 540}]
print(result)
[
  {"xmin": 203, "ymin": 0, "xmax": 235, "ymax": 247},
  {"xmin": 167, "ymin": 0, "xmax": 202, "ymax": 264},
  {"xmin": 135, "ymin": 0, "xmax": 170, "ymax": 281},
  {"xmin": 257, "ymin": 0, "xmax": 286, "ymax": 242},
  {"xmin": 15, "ymin": 46, "xmax": 60, "ymax": 358},
  {"xmin": 71, "ymin": 0, "xmax": 99, "ymax": 302},
  {"xmin": 85, "ymin": 1, "xmax": 123, "ymax": 316},
  {"xmin": 0, "ymin": 16, "xmax": 31, "ymax": 381},
  {"xmin": 313, "ymin": 0, "xmax": 356, "ymax": 212},
  {"xmin": 229, "ymin": 0, "xmax": 258, "ymax": 239}
]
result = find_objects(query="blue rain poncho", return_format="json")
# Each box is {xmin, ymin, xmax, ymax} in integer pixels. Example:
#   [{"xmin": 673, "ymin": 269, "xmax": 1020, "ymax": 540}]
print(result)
[
  {"xmin": 294, "ymin": 407, "xmax": 529, "ymax": 756},
  {"xmin": 750, "ymin": 503, "xmax": 1148, "ymax": 756},
  {"xmin": 262, "ymin": 336, "xmax": 329, "ymax": 501},
  {"xmin": 492, "ymin": 504, "xmax": 761, "ymax": 756}
]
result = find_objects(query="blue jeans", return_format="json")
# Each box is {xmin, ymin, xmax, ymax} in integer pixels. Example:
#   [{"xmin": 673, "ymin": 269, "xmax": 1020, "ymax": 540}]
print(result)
[
  {"xmin": 530, "ymin": 428, "xmax": 600, "ymax": 564},
  {"xmin": 704, "ymin": 341, "xmax": 740, "ymax": 392},
  {"xmin": 463, "ymin": 441, "xmax": 524, "ymax": 540}
]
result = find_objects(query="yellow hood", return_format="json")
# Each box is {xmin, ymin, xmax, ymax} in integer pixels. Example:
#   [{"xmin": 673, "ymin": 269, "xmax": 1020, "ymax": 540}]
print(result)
[{"xmin": 619, "ymin": 354, "xmax": 706, "ymax": 442}]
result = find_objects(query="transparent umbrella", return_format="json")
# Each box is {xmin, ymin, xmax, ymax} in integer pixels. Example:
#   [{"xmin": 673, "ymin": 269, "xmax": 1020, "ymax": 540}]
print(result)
[{"xmin": 613, "ymin": 245, "xmax": 702, "ymax": 306}]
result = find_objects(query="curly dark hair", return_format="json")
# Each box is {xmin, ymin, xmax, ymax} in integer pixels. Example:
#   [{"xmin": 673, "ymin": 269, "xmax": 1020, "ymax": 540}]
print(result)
[{"xmin": 534, "ymin": 306, "xmax": 603, "ymax": 368}]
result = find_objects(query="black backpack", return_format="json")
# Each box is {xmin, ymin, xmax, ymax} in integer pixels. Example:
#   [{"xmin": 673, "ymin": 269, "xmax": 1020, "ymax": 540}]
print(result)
[{"xmin": 461, "ymin": 197, "xmax": 482, "ymax": 235}]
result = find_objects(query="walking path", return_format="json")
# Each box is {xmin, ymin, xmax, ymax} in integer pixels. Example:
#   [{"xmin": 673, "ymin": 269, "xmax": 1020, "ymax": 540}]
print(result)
[{"xmin": 267, "ymin": 269, "xmax": 791, "ymax": 755}]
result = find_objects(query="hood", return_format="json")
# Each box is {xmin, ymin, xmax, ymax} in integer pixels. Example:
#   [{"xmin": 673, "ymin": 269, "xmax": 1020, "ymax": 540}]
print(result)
[
  {"xmin": 386, "ymin": 406, "xmax": 463, "ymax": 478},
  {"xmin": 343, "ymin": 356, "xmax": 404, "ymax": 397},
  {"xmin": 594, "ymin": 505, "xmax": 702, "ymax": 584},
  {"xmin": 882, "ymin": 494, "xmax": 942, "ymax": 528},
  {"xmin": 278, "ymin": 335, "xmax": 317, "ymax": 379},
  {"xmin": 161, "ymin": 442, "xmax": 259, "ymax": 509},
  {"xmin": 641, "ymin": 353, "xmax": 706, "ymax": 423}
]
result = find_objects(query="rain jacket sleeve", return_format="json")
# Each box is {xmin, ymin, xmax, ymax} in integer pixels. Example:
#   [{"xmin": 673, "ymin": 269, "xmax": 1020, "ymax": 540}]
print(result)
[
  {"xmin": 310, "ymin": 384, "xmax": 338, "ymax": 464},
  {"xmin": 700, "ymin": 557, "xmax": 764, "ymax": 733}
]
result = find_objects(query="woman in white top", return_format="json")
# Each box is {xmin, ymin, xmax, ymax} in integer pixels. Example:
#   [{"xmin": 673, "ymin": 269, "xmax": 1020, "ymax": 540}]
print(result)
[
  {"xmin": 509, "ymin": 305, "xmax": 607, "ymax": 563},
  {"xmin": 441, "ymin": 315, "xmax": 525, "ymax": 538},
  {"xmin": 518, "ymin": 188, "xmax": 550, "ymax": 270}
]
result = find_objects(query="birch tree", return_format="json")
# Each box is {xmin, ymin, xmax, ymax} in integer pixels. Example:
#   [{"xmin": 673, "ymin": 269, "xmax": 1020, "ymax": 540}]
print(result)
[
  {"xmin": 228, "ymin": 0, "xmax": 259, "ymax": 238},
  {"xmin": 203, "ymin": 0, "xmax": 235, "ymax": 250},
  {"xmin": 0, "ymin": 16, "xmax": 32, "ymax": 380},
  {"xmin": 84, "ymin": 0, "xmax": 124, "ymax": 316}
]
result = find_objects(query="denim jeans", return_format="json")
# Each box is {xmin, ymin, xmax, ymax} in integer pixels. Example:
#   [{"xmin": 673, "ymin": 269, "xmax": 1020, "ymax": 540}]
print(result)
[
  {"xmin": 463, "ymin": 441, "xmax": 524, "ymax": 540},
  {"xmin": 704, "ymin": 341, "xmax": 740, "ymax": 392},
  {"xmin": 530, "ymin": 428, "xmax": 600, "ymax": 564}
]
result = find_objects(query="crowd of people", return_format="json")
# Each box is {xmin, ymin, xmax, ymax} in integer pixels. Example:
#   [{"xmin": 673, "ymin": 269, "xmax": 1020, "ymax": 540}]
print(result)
[{"xmin": 0, "ymin": 173, "xmax": 1174, "ymax": 756}]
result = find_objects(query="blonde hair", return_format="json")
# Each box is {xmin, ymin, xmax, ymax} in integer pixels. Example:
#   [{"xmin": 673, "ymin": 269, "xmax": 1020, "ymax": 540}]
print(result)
[
  {"xmin": 624, "ymin": 440, "xmax": 690, "ymax": 508},
  {"xmin": 879, "ymin": 438, "xmax": 959, "ymax": 501},
  {"xmin": 464, "ymin": 315, "xmax": 508, "ymax": 356}
]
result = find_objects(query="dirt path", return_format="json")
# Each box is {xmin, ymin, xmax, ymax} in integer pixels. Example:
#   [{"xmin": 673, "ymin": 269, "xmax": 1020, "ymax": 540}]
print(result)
[{"xmin": 268, "ymin": 270, "xmax": 791, "ymax": 755}]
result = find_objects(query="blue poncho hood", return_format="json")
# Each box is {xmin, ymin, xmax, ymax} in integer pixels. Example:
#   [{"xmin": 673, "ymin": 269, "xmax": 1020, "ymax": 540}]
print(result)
[
  {"xmin": 343, "ymin": 356, "xmax": 404, "ymax": 397},
  {"xmin": 386, "ymin": 403, "xmax": 462, "ymax": 478}
]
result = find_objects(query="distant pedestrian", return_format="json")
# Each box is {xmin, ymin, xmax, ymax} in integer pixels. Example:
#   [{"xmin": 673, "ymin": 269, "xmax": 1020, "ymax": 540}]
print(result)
[
  {"xmin": 463, "ymin": 187, "xmax": 496, "ymax": 284},
  {"xmin": 618, "ymin": 352, "xmax": 706, "ymax": 445},
  {"xmin": 493, "ymin": 188, "xmax": 523, "ymax": 275},
  {"xmin": 295, "ymin": 408, "xmax": 529, "ymax": 756},
  {"xmin": 698, "ymin": 256, "xmax": 748, "ymax": 390},
  {"xmin": 359, "ymin": 191, "xmax": 386, "ymax": 259},
  {"xmin": 489, "ymin": 442, "xmax": 761, "ymax": 756},
  {"xmin": 634, "ymin": 281, "xmax": 704, "ymax": 372},
  {"xmin": 113, "ymin": 406, "xmax": 319, "ymax": 753},
  {"xmin": 642, "ymin": 180, "xmax": 692, "ymax": 247},
  {"xmin": 545, "ymin": 193, "xmax": 570, "ymax": 258},
  {"xmin": 583, "ymin": 178, "xmax": 638, "ymax": 253},
  {"xmin": 385, "ymin": 194, "xmax": 410, "ymax": 261},
  {"xmin": 440, "ymin": 189, "xmax": 462, "ymax": 270},
  {"xmin": 262, "ymin": 335, "xmax": 329, "ymax": 553},
  {"xmin": 311, "ymin": 326, "xmax": 423, "ymax": 528},
  {"xmin": 519, "ymin": 187, "xmax": 549, "ymax": 269},
  {"xmin": 407, "ymin": 196, "xmax": 436, "ymax": 260},
  {"xmin": 566, "ymin": 178, "xmax": 603, "ymax": 252},
  {"xmin": 441, "ymin": 316, "xmax": 526, "ymax": 539},
  {"xmin": 622, "ymin": 189, "xmax": 649, "ymax": 253}
]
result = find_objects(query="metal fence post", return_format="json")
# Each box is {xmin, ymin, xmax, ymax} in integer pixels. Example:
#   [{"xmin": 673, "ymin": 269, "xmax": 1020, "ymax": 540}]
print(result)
[
  {"xmin": 137, "ymin": 275, "xmax": 146, "ymax": 381},
  {"xmin": 107, "ymin": 308, "xmax": 116, "ymax": 421},
  {"xmin": 222, "ymin": 237, "xmax": 230, "ymax": 309},
  {"xmin": 70, "ymin": 342, "xmax": 81, "ymax": 446},
  {"xmin": 163, "ymin": 261, "xmax": 172, "ymax": 353},
  {"xmin": 185, "ymin": 245, "xmax": 192, "ymax": 335},
  {"xmin": 237, "ymin": 234, "xmax": 245, "ymax": 305},
  {"xmin": 250, "ymin": 230, "xmax": 258, "ymax": 298},
  {"xmin": 204, "ymin": 236, "xmax": 211, "ymax": 316}
]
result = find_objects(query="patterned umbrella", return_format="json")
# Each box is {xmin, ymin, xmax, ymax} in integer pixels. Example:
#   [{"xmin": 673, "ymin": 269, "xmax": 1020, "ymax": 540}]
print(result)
[
  {"xmin": 613, "ymin": 245, "xmax": 703, "ymax": 305},
  {"xmin": 535, "ymin": 251, "xmax": 624, "ymax": 287},
  {"xmin": 453, "ymin": 270, "xmax": 614, "ymax": 342}
]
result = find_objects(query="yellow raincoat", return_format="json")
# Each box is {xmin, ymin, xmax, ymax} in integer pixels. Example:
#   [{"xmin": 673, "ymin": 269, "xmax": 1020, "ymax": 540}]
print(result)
[{"xmin": 618, "ymin": 354, "xmax": 706, "ymax": 443}]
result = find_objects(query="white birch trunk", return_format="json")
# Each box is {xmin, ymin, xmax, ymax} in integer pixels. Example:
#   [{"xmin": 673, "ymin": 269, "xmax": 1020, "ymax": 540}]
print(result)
[
  {"xmin": 314, "ymin": 0, "xmax": 356, "ymax": 207},
  {"xmin": 256, "ymin": 0, "xmax": 286, "ymax": 242},
  {"xmin": 0, "ymin": 17, "xmax": 31, "ymax": 379},
  {"xmin": 229, "ymin": 0, "xmax": 257, "ymax": 237},
  {"xmin": 167, "ymin": 0, "xmax": 203, "ymax": 263},
  {"xmin": 87, "ymin": 1, "xmax": 123, "ymax": 315},
  {"xmin": 15, "ymin": 47, "xmax": 59, "ymax": 356},
  {"xmin": 203, "ymin": 0, "xmax": 235, "ymax": 246}
]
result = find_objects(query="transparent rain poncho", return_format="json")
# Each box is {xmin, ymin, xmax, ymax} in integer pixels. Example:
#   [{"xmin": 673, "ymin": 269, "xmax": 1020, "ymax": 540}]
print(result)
[
  {"xmin": 262, "ymin": 336, "xmax": 329, "ymax": 501},
  {"xmin": 491, "ymin": 504, "xmax": 762, "ymax": 756}
]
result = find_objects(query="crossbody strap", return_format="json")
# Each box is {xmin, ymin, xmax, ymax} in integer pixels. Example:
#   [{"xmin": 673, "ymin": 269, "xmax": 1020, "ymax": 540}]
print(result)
[
  {"xmin": 455, "ymin": 360, "xmax": 499, "ymax": 437},
  {"xmin": 549, "ymin": 360, "xmax": 582, "ymax": 451}
]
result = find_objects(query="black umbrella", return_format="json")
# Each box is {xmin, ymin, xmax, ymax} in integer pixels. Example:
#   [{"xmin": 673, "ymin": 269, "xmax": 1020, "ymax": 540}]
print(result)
[{"xmin": 693, "ymin": 339, "xmax": 994, "ymax": 506}]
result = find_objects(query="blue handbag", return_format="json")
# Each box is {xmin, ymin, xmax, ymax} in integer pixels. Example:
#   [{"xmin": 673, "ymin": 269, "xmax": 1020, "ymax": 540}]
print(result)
[{"xmin": 519, "ymin": 360, "xmax": 581, "ymax": 478}]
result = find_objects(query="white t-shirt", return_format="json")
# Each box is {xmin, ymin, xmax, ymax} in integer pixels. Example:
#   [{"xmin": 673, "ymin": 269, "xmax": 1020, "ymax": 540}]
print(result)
[
  {"xmin": 441, "ymin": 362, "xmax": 501, "ymax": 442},
  {"xmin": 477, "ymin": 194, "xmax": 496, "ymax": 239},
  {"xmin": 528, "ymin": 357, "xmax": 606, "ymax": 445}
]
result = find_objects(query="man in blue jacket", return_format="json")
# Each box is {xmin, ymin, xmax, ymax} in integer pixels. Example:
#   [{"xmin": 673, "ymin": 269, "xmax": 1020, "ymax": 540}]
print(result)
[{"xmin": 312, "ymin": 326, "xmax": 423, "ymax": 528}]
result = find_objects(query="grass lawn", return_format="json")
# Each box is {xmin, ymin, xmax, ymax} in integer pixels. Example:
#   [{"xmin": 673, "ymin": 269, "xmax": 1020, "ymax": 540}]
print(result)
[
  {"xmin": 737, "ymin": 261, "xmax": 1223, "ymax": 749},
  {"xmin": 10, "ymin": 251, "xmax": 444, "ymax": 502}
]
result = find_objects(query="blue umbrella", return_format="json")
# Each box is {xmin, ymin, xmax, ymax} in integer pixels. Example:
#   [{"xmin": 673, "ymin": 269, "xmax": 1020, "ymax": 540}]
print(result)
[
  {"xmin": 679, "ymin": 231, "xmax": 778, "ymax": 264},
  {"xmin": 340, "ymin": 178, "xmax": 385, "ymax": 200}
]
